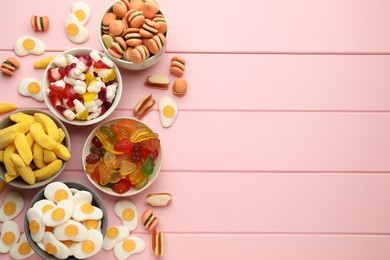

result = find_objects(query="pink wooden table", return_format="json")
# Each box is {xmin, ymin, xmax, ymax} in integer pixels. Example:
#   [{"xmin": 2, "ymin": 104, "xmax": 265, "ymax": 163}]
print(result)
[{"xmin": 1, "ymin": 0, "xmax": 390, "ymax": 259}]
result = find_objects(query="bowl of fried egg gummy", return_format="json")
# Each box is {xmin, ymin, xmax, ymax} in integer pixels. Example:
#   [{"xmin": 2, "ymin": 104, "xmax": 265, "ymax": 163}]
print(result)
[
  {"xmin": 42, "ymin": 47, "xmax": 123, "ymax": 126},
  {"xmin": 25, "ymin": 181, "xmax": 107, "ymax": 259}
]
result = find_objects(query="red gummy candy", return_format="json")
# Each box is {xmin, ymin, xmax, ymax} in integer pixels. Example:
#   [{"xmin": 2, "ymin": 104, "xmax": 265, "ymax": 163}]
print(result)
[
  {"xmin": 94, "ymin": 60, "xmax": 111, "ymax": 69},
  {"xmin": 112, "ymin": 182, "xmax": 131, "ymax": 194},
  {"xmin": 79, "ymin": 55, "xmax": 93, "ymax": 67},
  {"xmin": 114, "ymin": 138, "xmax": 134, "ymax": 153}
]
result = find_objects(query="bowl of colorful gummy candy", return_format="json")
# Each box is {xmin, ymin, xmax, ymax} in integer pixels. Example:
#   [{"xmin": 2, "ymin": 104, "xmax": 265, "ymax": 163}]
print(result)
[
  {"xmin": 42, "ymin": 47, "xmax": 123, "ymax": 126},
  {"xmin": 82, "ymin": 117, "xmax": 162, "ymax": 196}
]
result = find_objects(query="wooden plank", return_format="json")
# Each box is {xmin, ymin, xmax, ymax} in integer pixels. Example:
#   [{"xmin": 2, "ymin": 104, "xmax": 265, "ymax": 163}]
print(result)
[
  {"xmin": 1, "ymin": 0, "xmax": 390, "ymax": 53},
  {"xmin": 3, "ymin": 171, "xmax": 390, "ymax": 234},
  {"xmin": 64, "ymin": 110, "xmax": 390, "ymax": 172},
  {"xmin": 2, "ymin": 51, "xmax": 390, "ymax": 112},
  {"xmin": 1, "ymin": 233, "xmax": 388, "ymax": 260}
]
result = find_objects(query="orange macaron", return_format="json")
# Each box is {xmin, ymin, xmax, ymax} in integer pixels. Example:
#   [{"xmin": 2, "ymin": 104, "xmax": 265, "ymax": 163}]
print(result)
[
  {"xmin": 140, "ymin": 19, "xmax": 159, "ymax": 38},
  {"xmin": 129, "ymin": 45, "xmax": 150, "ymax": 64},
  {"xmin": 173, "ymin": 78, "xmax": 187, "ymax": 96},
  {"xmin": 102, "ymin": 12, "xmax": 117, "ymax": 34},
  {"xmin": 170, "ymin": 56, "xmax": 186, "ymax": 77},
  {"xmin": 31, "ymin": 15, "xmax": 50, "ymax": 32},
  {"xmin": 144, "ymin": 33, "xmax": 166, "ymax": 55},
  {"xmin": 124, "ymin": 28, "xmax": 143, "ymax": 47},
  {"xmin": 125, "ymin": 9, "xmax": 145, "ymax": 28},
  {"xmin": 109, "ymin": 19, "xmax": 127, "ymax": 36}
]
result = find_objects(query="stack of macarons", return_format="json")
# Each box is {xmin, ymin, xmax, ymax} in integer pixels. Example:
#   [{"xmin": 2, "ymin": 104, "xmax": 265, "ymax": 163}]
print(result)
[
  {"xmin": 170, "ymin": 56, "xmax": 187, "ymax": 96},
  {"xmin": 101, "ymin": 0, "xmax": 168, "ymax": 64}
]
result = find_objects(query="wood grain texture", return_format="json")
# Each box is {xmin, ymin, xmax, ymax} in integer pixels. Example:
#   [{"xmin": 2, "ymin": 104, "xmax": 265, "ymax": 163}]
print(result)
[
  {"xmin": 0, "ymin": 0, "xmax": 389, "ymax": 258},
  {"xmin": 2, "ymin": 51, "xmax": 390, "ymax": 111},
  {"xmin": 1, "ymin": 0, "xmax": 390, "ymax": 53}
]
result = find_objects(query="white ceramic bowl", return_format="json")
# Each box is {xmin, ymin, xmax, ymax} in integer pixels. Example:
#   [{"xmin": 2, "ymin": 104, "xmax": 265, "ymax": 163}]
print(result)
[
  {"xmin": 25, "ymin": 181, "xmax": 108, "ymax": 260},
  {"xmin": 0, "ymin": 109, "xmax": 70, "ymax": 189},
  {"xmin": 42, "ymin": 47, "xmax": 123, "ymax": 126},
  {"xmin": 99, "ymin": 3, "xmax": 169, "ymax": 70},
  {"xmin": 82, "ymin": 117, "xmax": 162, "ymax": 196}
]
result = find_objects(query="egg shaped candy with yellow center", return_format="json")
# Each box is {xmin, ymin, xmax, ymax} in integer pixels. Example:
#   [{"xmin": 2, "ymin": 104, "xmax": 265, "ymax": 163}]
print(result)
[
  {"xmin": 72, "ymin": 229, "xmax": 103, "ymax": 259},
  {"xmin": 72, "ymin": 203, "xmax": 103, "ymax": 222},
  {"xmin": 32, "ymin": 199, "xmax": 56, "ymax": 215},
  {"xmin": 0, "ymin": 191, "xmax": 24, "ymax": 222},
  {"xmin": 102, "ymin": 225, "xmax": 129, "ymax": 250},
  {"xmin": 65, "ymin": 14, "xmax": 89, "ymax": 44},
  {"xmin": 53, "ymin": 219, "xmax": 88, "ymax": 242},
  {"xmin": 44, "ymin": 182, "xmax": 73, "ymax": 203},
  {"xmin": 114, "ymin": 200, "xmax": 138, "ymax": 231},
  {"xmin": 0, "ymin": 220, "xmax": 20, "ymax": 253},
  {"xmin": 114, "ymin": 236, "xmax": 145, "ymax": 260},
  {"xmin": 72, "ymin": 1, "xmax": 90, "ymax": 25},
  {"xmin": 14, "ymin": 36, "xmax": 45, "ymax": 56},
  {"xmin": 42, "ymin": 231, "xmax": 70, "ymax": 259},
  {"xmin": 158, "ymin": 96, "xmax": 178, "ymax": 128},
  {"xmin": 82, "ymin": 219, "xmax": 102, "ymax": 231},
  {"xmin": 42, "ymin": 199, "xmax": 74, "ymax": 227},
  {"xmin": 26, "ymin": 208, "xmax": 45, "ymax": 242},
  {"xmin": 72, "ymin": 190, "xmax": 92, "ymax": 204},
  {"xmin": 18, "ymin": 77, "xmax": 43, "ymax": 101},
  {"xmin": 9, "ymin": 233, "xmax": 34, "ymax": 259}
]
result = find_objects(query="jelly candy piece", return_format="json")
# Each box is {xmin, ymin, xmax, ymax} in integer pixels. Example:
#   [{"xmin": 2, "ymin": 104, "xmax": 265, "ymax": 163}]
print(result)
[
  {"xmin": 120, "ymin": 161, "xmax": 137, "ymax": 176},
  {"xmin": 141, "ymin": 154, "xmax": 154, "ymax": 176},
  {"xmin": 95, "ymin": 129, "xmax": 122, "ymax": 155},
  {"xmin": 79, "ymin": 55, "xmax": 93, "ymax": 67},
  {"xmin": 66, "ymin": 93, "xmax": 82, "ymax": 108},
  {"xmin": 76, "ymin": 109, "xmax": 89, "ymax": 120},
  {"xmin": 91, "ymin": 136, "xmax": 103, "ymax": 148},
  {"xmin": 135, "ymin": 176, "xmax": 148, "ymax": 190},
  {"xmin": 99, "ymin": 164, "xmax": 121, "ymax": 185},
  {"xmin": 48, "ymin": 92, "xmax": 61, "ymax": 107},
  {"xmin": 49, "ymin": 84, "xmax": 64, "ymax": 98},
  {"xmin": 103, "ymin": 151, "xmax": 116, "ymax": 167},
  {"xmin": 90, "ymin": 164, "xmax": 101, "ymax": 184},
  {"xmin": 128, "ymin": 169, "xmax": 144, "ymax": 185},
  {"xmin": 101, "ymin": 69, "xmax": 116, "ymax": 83},
  {"xmin": 130, "ymin": 143, "xmax": 142, "ymax": 163},
  {"xmin": 94, "ymin": 60, "xmax": 111, "ymax": 69},
  {"xmin": 114, "ymin": 153, "xmax": 131, "ymax": 168},
  {"xmin": 112, "ymin": 182, "xmax": 131, "ymax": 194},
  {"xmin": 110, "ymin": 124, "xmax": 130, "ymax": 140},
  {"xmin": 86, "ymin": 152, "xmax": 101, "ymax": 164},
  {"xmin": 65, "ymin": 63, "xmax": 77, "ymax": 77},
  {"xmin": 114, "ymin": 138, "xmax": 134, "ymax": 153},
  {"xmin": 85, "ymin": 162, "xmax": 100, "ymax": 174},
  {"xmin": 98, "ymin": 87, "xmax": 107, "ymax": 102},
  {"xmin": 64, "ymin": 84, "xmax": 73, "ymax": 99},
  {"xmin": 141, "ymin": 138, "xmax": 160, "ymax": 153},
  {"xmin": 85, "ymin": 72, "xmax": 96, "ymax": 86},
  {"xmin": 130, "ymin": 127, "xmax": 150, "ymax": 143},
  {"xmin": 82, "ymin": 92, "xmax": 97, "ymax": 102}
]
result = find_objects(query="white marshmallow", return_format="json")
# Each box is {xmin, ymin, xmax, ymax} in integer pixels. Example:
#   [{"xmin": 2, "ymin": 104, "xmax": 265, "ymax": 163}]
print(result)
[
  {"xmin": 63, "ymin": 109, "xmax": 76, "ymax": 121},
  {"xmin": 90, "ymin": 50, "xmax": 101, "ymax": 62}
]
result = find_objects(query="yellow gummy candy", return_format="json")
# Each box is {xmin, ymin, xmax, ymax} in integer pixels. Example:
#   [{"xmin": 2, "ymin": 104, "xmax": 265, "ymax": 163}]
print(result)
[
  {"xmin": 102, "ymin": 69, "xmax": 116, "ymax": 83},
  {"xmin": 85, "ymin": 73, "xmax": 96, "ymax": 86},
  {"xmin": 76, "ymin": 109, "xmax": 89, "ymax": 120},
  {"xmin": 82, "ymin": 92, "xmax": 97, "ymax": 102}
]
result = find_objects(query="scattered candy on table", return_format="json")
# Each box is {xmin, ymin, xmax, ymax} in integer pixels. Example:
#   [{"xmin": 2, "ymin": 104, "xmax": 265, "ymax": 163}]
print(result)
[
  {"xmin": 158, "ymin": 96, "xmax": 178, "ymax": 128},
  {"xmin": 31, "ymin": 15, "xmax": 50, "ymax": 32},
  {"xmin": 170, "ymin": 55, "xmax": 186, "ymax": 77},
  {"xmin": 144, "ymin": 74, "xmax": 170, "ymax": 89},
  {"xmin": 33, "ymin": 56, "xmax": 55, "ymax": 69},
  {"xmin": 14, "ymin": 36, "xmax": 45, "ymax": 56},
  {"xmin": 0, "ymin": 57, "xmax": 20, "ymax": 76},
  {"xmin": 133, "ymin": 93, "xmax": 155, "ymax": 119},
  {"xmin": 146, "ymin": 192, "xmax": 173, "ymax": 207},
  {"xmin": 18, "ymin": 77, "xmax": 44, "ymax": 101},
  {"xmin": 173, "ymin": 78, "xmax": 188, "ymax": 96}
]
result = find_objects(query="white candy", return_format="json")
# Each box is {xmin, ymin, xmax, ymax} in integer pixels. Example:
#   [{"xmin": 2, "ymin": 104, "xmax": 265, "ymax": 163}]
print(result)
[
  {"xmin": 78, "ymin": 73, "xmax": 86, "ymax": 80},
  {"xmin": 85, "ymin": 101, "xmax": 98, "ymax": 113},
  {"xmin": 101, "ymin": 56, "xmax": 114, "ymax": 68},
  {"xmin": 87, "ymin": 108, "xmax": 101, "ymax": 121},
  {"xmin": 64, "ymin": 76, "xmax": 76, "ymax": 85},
  {"xmin": 63, "ymin": 109, "xmax": 76, "ymax": 121},
  {"xmin": 106, "ymin": 82, "xmax": 118, "ymax": 103},
  {"xmin": 90, "ymin": 50, "xmax": 101, "ymax": 62},
  {"xmin": 95, "ymin": 99, "xmax": 103, "ymax": 107},
  {"xmin": 87, "ymin": 81, "xmax": 104, "ymax": 93},
  {"xmin": 53, "ymin": 56, "xmax": 68, "ymax": 67},
  {"xmin": 74, "ymin": 85, "xmax": 86, "ymax": 95},
  {"xmin": 66, "ymin": 54, "xmax": 79, "ymax": 64},
  {"xmin": 70, "ymin": 67, "xmax": 83, "ymax": 79},
  {"xmin": 73, "ymin": 99, "xmax": 87, "ymax": 114},
  {"xmin": 53, "ymin": 79, "xmax": 65, "ymax": 88}
]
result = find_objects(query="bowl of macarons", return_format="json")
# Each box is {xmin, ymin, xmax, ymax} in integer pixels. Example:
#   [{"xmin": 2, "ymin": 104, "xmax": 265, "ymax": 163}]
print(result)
[{"xmin": 99, "ymin": 0, "xmax": 168, "ymax": 70}]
